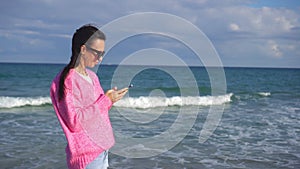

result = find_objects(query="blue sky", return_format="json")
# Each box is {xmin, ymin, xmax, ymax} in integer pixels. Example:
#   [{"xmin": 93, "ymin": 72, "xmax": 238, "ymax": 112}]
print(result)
[{"xmin": 0, "ymin": 0, "xmax": 299, "ymax": 68}]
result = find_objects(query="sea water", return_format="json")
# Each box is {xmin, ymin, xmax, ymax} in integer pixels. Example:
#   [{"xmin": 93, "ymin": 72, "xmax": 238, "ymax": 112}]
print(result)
[{"xmin": 0, "ymin": 63, "xmax": 299, "ymax": 169}]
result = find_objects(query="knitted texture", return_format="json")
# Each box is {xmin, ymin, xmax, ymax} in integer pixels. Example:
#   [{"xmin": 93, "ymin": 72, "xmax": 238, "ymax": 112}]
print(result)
[{"xmin": 50, "ymin": 69, "xmax": 114, "ymax": 169}]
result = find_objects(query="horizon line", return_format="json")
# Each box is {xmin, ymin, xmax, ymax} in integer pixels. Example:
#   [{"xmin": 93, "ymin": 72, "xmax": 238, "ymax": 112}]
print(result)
[{"xmin": 0, "ymin": 61, "xmax": 299, "ymax": 69}]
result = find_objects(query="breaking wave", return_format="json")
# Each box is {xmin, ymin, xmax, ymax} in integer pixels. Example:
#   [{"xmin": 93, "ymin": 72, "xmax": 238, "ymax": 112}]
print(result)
[
  {"xmin": 0, "ymin": 96, "xmax": 51, "ymax": 108},
  {"xmin": 114, "ymin": 93, "xmax": 233, "ymax": 109},
  {"xmin": 0, "ymin": 93, "xmax": 233, "ymax": 109}
]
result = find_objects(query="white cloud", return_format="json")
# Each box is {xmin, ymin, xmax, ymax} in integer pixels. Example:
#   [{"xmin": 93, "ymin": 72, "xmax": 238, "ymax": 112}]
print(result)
[
  {"xmin": 48, "ymin": 33, "xmax": 72, "ymax": 39},
  {"xmin": 0, "ymin": 29, "xmax": 40, "ymax": 37},
  {"xmin": 197, "ymin": 6, "xmax": 299, "ymax": 38},
  {"xmin": 229, "ymin": 23, "xmax": 240, "ymax": 31},
  {"xmin": 268, "ymin": 40, "xmax": 282, "ymax": 58},
  {"xmin": 181, "ymin": 3, "xmax": 300, "ymax": 67},
  {"xmin": 0, "ymin": 0, "xmax": 299, "ymax": 67}
]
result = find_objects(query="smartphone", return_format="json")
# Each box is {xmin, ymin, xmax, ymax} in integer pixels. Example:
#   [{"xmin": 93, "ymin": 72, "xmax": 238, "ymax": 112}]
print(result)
[{"xmin": 128, "ymin": 84, "xmax": 134, "ymax": 88}]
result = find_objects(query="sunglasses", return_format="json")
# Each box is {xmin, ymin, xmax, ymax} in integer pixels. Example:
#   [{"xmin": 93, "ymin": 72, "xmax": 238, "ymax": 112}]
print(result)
[{"xmin": 86, "ymin": 46, "xmax": 105, "ymax": 60}]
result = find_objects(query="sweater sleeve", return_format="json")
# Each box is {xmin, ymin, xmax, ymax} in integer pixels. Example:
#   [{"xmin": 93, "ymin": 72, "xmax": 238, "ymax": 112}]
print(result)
[
  {"xmin": 74, "ymin": 72, "xmax": 115, "ymax": 149},
  {"xmin": 50, "ymin": 76, "xmax": 81, "ymax": 133},
  {"xmin": 57, "ymin": 76, "xmax": 84, "ymax": 132},
  {"xmin": 90, "ymin": 71, "xmax": 113, "ymax": 110}
]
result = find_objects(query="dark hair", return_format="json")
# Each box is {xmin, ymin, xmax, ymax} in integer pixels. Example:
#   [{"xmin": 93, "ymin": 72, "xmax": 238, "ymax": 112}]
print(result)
[{"xmin": 58, "ymin": 24, "xmax": 106, "ymax": 101}]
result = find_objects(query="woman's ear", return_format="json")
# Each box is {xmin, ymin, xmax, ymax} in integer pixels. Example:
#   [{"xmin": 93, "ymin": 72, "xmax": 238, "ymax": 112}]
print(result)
[{"xmin": 80, "ymin": 45, "xmax": 87, "ymax": 55}]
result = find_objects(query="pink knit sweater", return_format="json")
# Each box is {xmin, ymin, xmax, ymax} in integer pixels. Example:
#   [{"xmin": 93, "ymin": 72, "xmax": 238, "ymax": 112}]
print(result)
[{"xmin": 50, "ymin": 69, "xmax": 115, "ymax": 169}]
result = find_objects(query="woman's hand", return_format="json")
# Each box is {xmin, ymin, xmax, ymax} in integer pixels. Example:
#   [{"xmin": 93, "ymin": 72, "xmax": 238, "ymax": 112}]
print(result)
[{"xmin": 105, "ymin": 87, "xmax": 128, "ymax": 103}]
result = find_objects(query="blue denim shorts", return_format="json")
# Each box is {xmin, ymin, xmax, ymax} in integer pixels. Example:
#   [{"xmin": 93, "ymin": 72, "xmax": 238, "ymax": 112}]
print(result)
[{"xmin": 85, "ymin": 150, "xmax": 109, "ymax": 169}]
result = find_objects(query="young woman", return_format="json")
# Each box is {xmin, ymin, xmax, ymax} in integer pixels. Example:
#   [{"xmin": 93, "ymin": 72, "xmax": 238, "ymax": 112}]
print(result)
[{"xmin": 50, "ymin": 24, "xmax": 127, "ymax": 169}]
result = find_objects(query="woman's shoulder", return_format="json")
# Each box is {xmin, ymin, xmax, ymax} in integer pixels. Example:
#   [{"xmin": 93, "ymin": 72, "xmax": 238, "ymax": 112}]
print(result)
[
  {"xmin": 60, "ymin": 69, "xmax": 74, "ymax": 81},
  {"xmin": 58, "ymin": 69, "xmax": 78, "ymax": 85}
]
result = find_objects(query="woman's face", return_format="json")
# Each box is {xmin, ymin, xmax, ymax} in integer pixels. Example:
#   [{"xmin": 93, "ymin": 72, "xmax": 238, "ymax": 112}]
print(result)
[{"xmin": 82, "ymin": 39, "xmax": 105, "ymax": 68}]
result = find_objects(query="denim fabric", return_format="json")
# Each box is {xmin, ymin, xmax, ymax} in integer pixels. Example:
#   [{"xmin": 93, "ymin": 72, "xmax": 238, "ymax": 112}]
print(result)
[{"xmin": 85, "ymin": 151, "xmax": 109, "ymax": 169}]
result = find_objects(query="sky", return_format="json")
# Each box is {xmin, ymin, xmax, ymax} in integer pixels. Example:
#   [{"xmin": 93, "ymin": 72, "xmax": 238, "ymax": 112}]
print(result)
[{"xmin": 0, "ymin": 0, "xmax": 299, "ymax": 68}]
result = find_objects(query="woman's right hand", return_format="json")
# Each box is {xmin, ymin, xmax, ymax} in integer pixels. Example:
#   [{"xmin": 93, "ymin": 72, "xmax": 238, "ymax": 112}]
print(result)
[{"xmin": 105, "ymin": 87, "xmax": 128, "ymax": 103}]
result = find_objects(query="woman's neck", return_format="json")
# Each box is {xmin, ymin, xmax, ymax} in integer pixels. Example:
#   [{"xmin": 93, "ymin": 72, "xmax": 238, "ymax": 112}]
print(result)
[{"xmin": 75, "ymin": 64, "xmax": 88, "ymax": 76}]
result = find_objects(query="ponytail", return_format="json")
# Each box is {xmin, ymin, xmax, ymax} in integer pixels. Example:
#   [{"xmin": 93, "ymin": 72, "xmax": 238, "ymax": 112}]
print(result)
[
  {"xmin": 58, "ymin": 54, "xmax": 78, "ymax": 101},
  {"xmin": 58, "ymin": 24, "xmax": 106, "ymax": 101}
]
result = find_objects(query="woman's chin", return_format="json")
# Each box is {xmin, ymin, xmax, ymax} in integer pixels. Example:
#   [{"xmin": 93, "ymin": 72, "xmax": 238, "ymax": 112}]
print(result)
[
  {"xmin": 88, "ymin": 62, "xmax": 98, "ymax": 68},
  {"xmin": 95, "ymin": 61, "xmax": 101, "ymax": 66}
]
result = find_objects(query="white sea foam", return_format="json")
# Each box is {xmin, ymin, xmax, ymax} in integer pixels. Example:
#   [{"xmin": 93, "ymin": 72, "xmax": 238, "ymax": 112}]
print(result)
[
  {"xmin": 114, "ymin": 93, "xmax": 233, "ymax": 109},
  {"xmin": 0, "ymin": 93, "xmax": 233, "ymax": 109},
  {"xmin": 258, "ymin": 92, "xmax": 271, "ymax": 96},
  {"xmin": 0, "ymin": 96, "xmax": 51, "ymax": 108}
]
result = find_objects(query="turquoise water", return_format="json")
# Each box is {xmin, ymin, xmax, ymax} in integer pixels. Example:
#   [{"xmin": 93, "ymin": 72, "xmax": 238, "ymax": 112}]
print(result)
[{"xmin": 0, "ymin": 63, "xmax": 299, "ymax": 168}]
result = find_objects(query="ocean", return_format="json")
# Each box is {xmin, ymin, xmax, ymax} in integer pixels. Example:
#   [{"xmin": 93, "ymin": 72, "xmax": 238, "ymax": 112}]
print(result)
[{"xmin": 0, "ymin": 63, "xmax": 299, "ymax": 169}]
